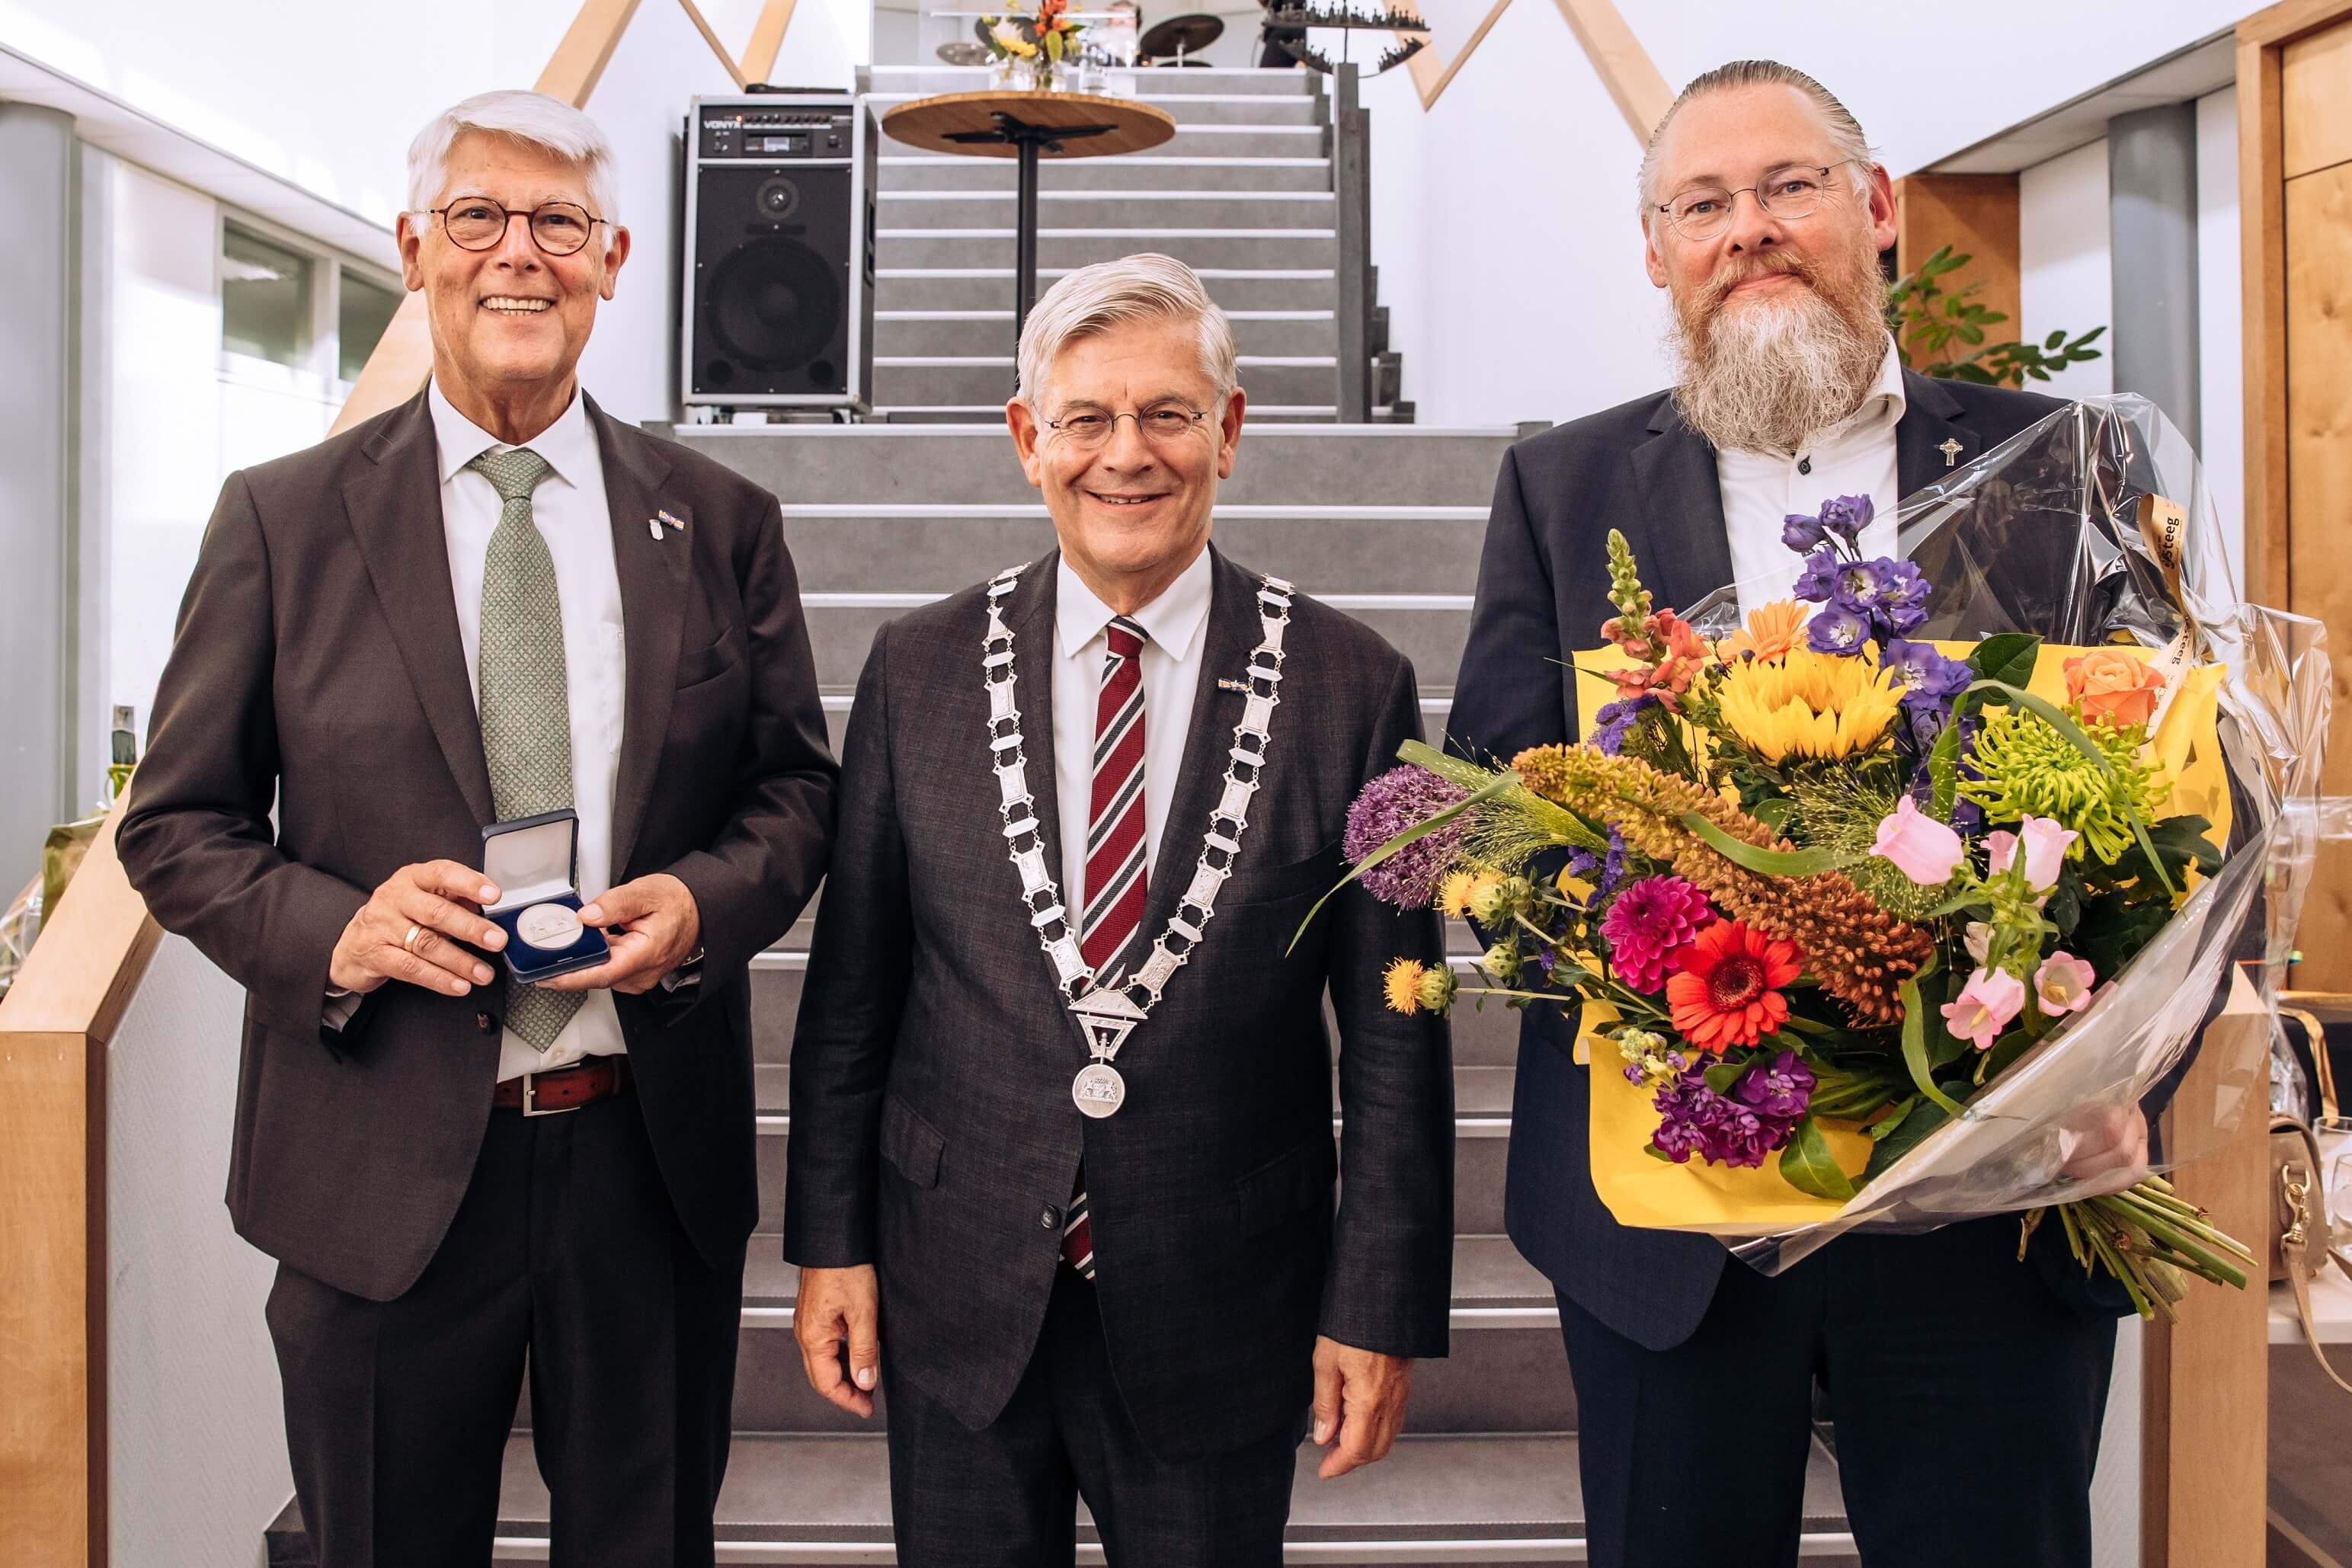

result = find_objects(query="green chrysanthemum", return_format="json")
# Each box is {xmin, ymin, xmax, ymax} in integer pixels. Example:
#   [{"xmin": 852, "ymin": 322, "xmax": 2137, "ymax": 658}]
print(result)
[{"xmin": 1957, "ymin": 704, "xmax": 2168, "ymax": 863}]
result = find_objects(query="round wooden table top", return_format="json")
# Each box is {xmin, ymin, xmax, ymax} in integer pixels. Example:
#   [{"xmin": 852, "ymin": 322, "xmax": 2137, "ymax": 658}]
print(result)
[{"xmin": 880, "ymin": 91, "xmax": 1177, "ymax": 159}]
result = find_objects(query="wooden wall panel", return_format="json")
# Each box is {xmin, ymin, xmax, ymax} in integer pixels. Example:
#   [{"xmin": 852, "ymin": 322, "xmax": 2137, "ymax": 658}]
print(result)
[
  {"xmin": 2283, "ymin": 156, "xmax": 2352, "ymax": 987},
  {"xmin": 2283, "ymin": 19, "xmax": 2352, "ymax": 178},
  {"xmin": 1892, "ymin": 173, "xmax": 2021, "ymax": 350}
]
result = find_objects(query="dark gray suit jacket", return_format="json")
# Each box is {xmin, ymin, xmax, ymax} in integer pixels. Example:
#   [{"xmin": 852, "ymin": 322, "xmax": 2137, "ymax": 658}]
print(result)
[
  {"xmin": 783, "ymin": 547, "xmax": 1454, "ymax": 1461},
  {"xmin": 1442, "ymin": 370, "xmax": 2112, "ymax": 1351},
  {"xmin": 118, "ymin": 389, "xmax": 837, "ymax": 1301}
]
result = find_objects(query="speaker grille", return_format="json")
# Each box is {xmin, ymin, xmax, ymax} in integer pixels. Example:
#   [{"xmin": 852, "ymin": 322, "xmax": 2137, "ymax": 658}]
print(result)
[{"xmin": 706, "ymin": 236, "xmax": 842, "ymax": 373}]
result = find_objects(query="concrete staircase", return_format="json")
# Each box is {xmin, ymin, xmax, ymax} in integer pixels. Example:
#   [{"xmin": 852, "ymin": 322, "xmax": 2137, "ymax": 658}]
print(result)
[{"xmin": 265, "ymin": 66, "xmax": 1860, "ymax": 1566}]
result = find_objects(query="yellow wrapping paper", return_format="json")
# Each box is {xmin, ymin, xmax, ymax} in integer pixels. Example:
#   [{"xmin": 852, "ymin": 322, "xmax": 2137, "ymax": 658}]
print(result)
[{"xmin": 1566, "ymin": 642, "xmax": 2229, "ymax": 1233}]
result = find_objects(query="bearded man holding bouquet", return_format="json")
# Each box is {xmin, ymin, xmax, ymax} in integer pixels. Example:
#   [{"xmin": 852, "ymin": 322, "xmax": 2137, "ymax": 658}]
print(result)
[{"xmin": 1447, "ymin": 60, "xmax": 2148, "ymax": 1568}]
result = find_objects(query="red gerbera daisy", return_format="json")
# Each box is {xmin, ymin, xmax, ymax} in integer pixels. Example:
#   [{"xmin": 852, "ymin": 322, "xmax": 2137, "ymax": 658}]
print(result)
[{"xmin": 1664, "ymin": 920, "xmax": 1802, "ymax": 1054}]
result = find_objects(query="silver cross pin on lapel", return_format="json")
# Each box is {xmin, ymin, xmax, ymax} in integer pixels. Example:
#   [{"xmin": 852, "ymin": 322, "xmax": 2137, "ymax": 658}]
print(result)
[{"xmin": 1939, "ymin": 438, "xmax": 1963, "ymax": 468}]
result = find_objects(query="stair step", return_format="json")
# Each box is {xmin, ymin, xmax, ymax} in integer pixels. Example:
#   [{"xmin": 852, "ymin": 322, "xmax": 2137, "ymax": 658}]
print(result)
[
  {"xmin": 885, "ymin": 125, "xmax": 1326, "ymax": 162},
  {"xmin": 877, "ymin": 267, "xmax": 1336, "ymax": 313},
  {"xmin": 880, "ymin": 191, "xmax": 1336, "ymax": 230},
  {"xmin": 670, "ymin": 424, "xmax": 1514, "ymax": 507},
  {"xmin": 879, "ymin": 155, "xmax": 1333, "ymax": 193},
  {"xmin": 265, "ymin": 1432, "xmax": 1858, "ymax": 1564},
  {"xmin": 867, "ymin": 65, "xmax": 1325, "ymax": 98},
  {"xmin": 876, "ymin": 309, "xmax": 1337, "ymax": 359},
  {"xmin": 790, "ymin": 590, "xmax": 1467, "ymax": 691},
  {"xmin": 878, "ymin": 228, "xmax": 1336, "ymax": 272},
  {"xmin": 869, "ymin": 91, "xmax": 1326, "ymax": 128},
  {"xmin": 750, "ymin": 946, "xmax": 1521, "ymax": 1070}
]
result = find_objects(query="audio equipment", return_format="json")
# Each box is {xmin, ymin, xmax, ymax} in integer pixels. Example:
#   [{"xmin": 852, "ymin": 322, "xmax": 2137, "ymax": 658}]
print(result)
[{"xmin": 682, "ymin": 91, "xmax": 877, "ymax": 411}]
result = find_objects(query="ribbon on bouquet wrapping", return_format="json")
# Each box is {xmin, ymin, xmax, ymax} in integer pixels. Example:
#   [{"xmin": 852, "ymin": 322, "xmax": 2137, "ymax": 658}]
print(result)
[{"xmin": 1567, "ymin": 639, "xmax": 2232, "ymax": 1234}]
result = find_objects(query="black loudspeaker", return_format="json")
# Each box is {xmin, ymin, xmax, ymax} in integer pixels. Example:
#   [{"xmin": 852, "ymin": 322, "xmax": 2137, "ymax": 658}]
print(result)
[{"xmin": 682, "ymin": 93, "xmax": 876, "ymax": 410}]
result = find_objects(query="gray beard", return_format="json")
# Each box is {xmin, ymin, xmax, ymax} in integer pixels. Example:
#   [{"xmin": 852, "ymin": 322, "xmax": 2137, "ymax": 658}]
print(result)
[{"xmin": 1669, "ymin": 291, "xmax": 1887, "ymax": 455}]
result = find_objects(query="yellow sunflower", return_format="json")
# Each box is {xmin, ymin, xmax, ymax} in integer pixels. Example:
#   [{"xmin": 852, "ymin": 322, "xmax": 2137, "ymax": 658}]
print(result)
[{"xmin": 1715, "ymin": 647, "xmax": 1902, "ymax": 763}]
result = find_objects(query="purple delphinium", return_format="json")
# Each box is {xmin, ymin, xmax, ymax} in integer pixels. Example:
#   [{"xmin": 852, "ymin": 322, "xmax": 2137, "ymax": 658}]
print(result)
[
  {"xmin": 1792, "ymin": 548, "xmax": 1840, "ymax": 603},
  {"xmin": 1806, "ymin": 604, "xmax": 1870, "ymax": 655},
  {"xmin": 1882, "ymin": 638, "xmax": 1973, "ymax": 709},
  {"xmin": 1343, "ymin": 766, "xmax": 1470, "ymax": 909},
  {"xmin": 1592, "ymin": 694, "xmax": 1658, "ymax": 756},
  {"xmin": 1599, "ymin": 828, "xmax": 1629, "ymax": 895},
  {"xmin": 1650, "ymin": 1050, "xmax": 1817, "ymax": 1170},
  {"xmin": 1819, "ymin": 494, "xmax": 1873, "ymax": 544},
  {"xmin": 1781, "ymin": 510, "xmax": 1829, "ymax": 552}
]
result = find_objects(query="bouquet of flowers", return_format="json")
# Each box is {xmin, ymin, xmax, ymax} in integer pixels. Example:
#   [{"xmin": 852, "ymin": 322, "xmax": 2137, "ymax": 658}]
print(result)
[
  {"xmin": 982, "ymin": 0, "xmax": 1085, "ymax": 78},
  {"xmin": 1320, "ymin": 397, "xmax": 2328, "ymax": 1317}
]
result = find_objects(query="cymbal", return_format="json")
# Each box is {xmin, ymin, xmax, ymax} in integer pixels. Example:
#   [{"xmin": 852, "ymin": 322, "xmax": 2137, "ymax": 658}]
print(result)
[
  {"xmin": 1139, "ymin": 11, "xmax": 1223, "ymax": 55},
  {"xmin": 974, "ymin": 15, "xmax": 997, "ymax": 43},
  {"xmin": 937, "ymin": 40, "xmax": 990, "ymax": 64}
]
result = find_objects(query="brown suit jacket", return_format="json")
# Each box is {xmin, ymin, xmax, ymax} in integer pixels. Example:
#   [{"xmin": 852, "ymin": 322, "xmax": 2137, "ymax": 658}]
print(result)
[{"xmin": 118, "ymin": 388, "xmax": 836, "ymax": 1301}]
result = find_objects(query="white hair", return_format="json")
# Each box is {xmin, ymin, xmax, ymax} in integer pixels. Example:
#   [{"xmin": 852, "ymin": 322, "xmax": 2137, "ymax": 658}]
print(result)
[
  {"xmin": 1637, "ymin": 59, "xmax": 1876, "ymax": 230},
  {"xmin": 1016, "ymin": 253, "xmax": 1237, "ymax": 412},
  {"xmin": 407, "ymin": 90, "xmax": 620, "ymax": 230}
]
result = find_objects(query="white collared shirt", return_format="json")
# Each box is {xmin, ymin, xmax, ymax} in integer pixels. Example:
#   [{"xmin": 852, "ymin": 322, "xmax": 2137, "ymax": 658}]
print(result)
[
  {"xmin": 427, "ymin": 378, "xmax": 629, "ymax": 1080},
  {"xmin": 1052, "ymin": 546, "xmax": 1214, "ymax": 922},
  {"xmin": 1714, "ymin": 336, "xmax": 1906, "ymax": 614}
]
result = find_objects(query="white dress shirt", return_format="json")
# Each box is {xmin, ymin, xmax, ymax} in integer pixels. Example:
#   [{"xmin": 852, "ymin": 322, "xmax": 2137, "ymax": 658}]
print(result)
[
  {"xmin": 1715, "ymin": 336, "xmax": 1905, "ymax": 615},
  {"xmin": 1052, "ymin": 547, "xmax": 1214, "ymax": 922},
  {"xmin": 427, "ymin": 379, "xmax": 630, "ymax": 1081}
]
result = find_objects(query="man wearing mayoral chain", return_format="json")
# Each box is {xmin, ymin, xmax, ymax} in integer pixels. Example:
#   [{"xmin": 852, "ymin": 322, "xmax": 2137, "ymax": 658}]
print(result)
[
  {"xmin": 785, "ymin": 253, "xmax": 1455, "ymax": 1566},
  {"xmin": 1446, "ymin": 60, "xmax": 2152, "ymax": 1568},
  {"xmin": 120, "ymin": 91, "xmax": 836, "ymax": 1565}
]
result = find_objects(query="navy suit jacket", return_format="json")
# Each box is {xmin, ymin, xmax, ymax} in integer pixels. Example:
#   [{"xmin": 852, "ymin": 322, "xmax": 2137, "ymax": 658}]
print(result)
[{"xmin": 1439, "ymin": 369, "xmax": 2135, "ymax": 1350}]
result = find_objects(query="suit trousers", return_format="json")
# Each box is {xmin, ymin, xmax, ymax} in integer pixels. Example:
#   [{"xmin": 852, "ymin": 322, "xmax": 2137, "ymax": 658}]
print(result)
[
  {"xmin": 1558, "ymin": 1214, "xmax": 2117, "ymax": 1568},
  {"xmin": 265, "ymin": 1089, "xmax": 744, "ymax": 1568},
  {"xmin": 885, "ymin": 1266, "xmax": 1304, "ymax": 1567}
]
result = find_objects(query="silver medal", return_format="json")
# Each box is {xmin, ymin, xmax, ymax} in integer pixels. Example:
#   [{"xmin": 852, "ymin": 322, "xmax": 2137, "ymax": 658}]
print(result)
[
  {"xmin": 1072, "ymin": 1061, "xmax": 1127, "ymax": 1118},
  {"xmin": 516, "ymin": 902, "xmax": 584, "ymax": 951}
]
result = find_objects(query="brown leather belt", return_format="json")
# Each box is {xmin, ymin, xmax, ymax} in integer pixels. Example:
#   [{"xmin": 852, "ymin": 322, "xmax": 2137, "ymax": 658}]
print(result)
[{"xmin": 492, "ymin": 1056, "xmax": 633, "ymax": 1116}]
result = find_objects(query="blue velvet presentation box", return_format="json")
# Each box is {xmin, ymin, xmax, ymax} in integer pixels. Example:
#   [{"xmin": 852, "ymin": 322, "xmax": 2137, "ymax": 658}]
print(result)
[{"xmin": 482, "ymin": 809, "xmax": 609, "ymax": 984}]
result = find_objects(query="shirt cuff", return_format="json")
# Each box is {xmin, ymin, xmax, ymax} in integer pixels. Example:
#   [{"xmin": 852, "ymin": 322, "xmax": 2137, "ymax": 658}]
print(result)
[
  {"xmin": 659, "ymin": 947, "xmax": 707, "ymax": 994},
  {"xmin": 322, "ymin": 987, "xmax": 363, "ymax": 1032}
]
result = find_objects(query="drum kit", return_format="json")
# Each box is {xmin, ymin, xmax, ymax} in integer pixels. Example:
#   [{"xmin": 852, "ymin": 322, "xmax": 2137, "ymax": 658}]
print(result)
[{"xmin": 931, "ymin": 8, "xmax": 1227, "ymax": 68}]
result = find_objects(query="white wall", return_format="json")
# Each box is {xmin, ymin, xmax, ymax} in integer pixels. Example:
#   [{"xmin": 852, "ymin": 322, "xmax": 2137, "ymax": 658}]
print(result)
[
  {"xmin": 2195, "ymin": 85, "xmax": 2244, "ymax": 597},
  {"xmin": 2018, "ymin": 139, "xmax": 2115, "ymax": 402}
]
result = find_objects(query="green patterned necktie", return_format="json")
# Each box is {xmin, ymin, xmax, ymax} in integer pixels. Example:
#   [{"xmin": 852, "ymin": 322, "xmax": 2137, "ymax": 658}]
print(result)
[{"xmin": 469, "ymin": 447, "xmax": 585, "ymax": 1051}]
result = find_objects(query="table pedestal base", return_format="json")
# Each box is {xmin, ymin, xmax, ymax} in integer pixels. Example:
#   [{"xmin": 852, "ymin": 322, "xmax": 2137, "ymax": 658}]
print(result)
[{"xmin": 944, "ymin": 111, "xmax": 1118, "ymax": 365}]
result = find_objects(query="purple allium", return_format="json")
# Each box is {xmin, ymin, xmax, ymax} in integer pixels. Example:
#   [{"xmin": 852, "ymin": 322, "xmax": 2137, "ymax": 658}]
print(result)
[
  {"xmin": 1592, "ymin": 695, "xmax": 1658, "ymax": 756},
  {"xmin": 1792, "ymin": 548, "xmax": 1840, "ymax": 603},
  {"xmin": 1781, "ymin": 510, "xmax": 1829, "ymax": 552},
  {"xmin": 1819, "ymin": 494, "xmax": 1874, "ymax": 543},
  {"xmin": 1648, "ymin": 1050, "xmax": 1816, "ymax": 1169},
  {"xmin": 1344, "ymin": 766, "xmax": 1469, "ymax": 909},
  {"xmin": 1882, "ymin": 638, "xmax": 1972, "ymax": 708},
  {"xmin": 1806, "ymin": 604, "xmax": 1871, "ymax": 655},
  {"xmin": 1598, "ymin": 875, "xmax": 1714, "ymax": 992}
]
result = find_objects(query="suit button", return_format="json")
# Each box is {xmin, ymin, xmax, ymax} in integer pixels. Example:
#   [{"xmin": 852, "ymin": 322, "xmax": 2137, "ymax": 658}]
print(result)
[
  {"xmin": 476, "ymin": 1012, "xmax": 498, "ymax": 1034},
  {"xmin": 1039, "ymin": 1205, "xmax": 1060, "ymax": 1230}
]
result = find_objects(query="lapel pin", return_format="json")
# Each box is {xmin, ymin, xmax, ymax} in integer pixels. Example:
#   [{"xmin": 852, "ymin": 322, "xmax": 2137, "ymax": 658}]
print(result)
[
  {"xmin": 1217, "ymin": 677, "xmax": 1251, "ymax": 693},
  {"xmin": 1939, "ymin": 437, "xmax": 1964, "ymax": 468},
  {"xmin": 647, "ymin": 518, "xmax": 663, "ymax": 541},
  {"xmin": 658, "ymin": 508, "xmax": 686, "ymax": 530}
]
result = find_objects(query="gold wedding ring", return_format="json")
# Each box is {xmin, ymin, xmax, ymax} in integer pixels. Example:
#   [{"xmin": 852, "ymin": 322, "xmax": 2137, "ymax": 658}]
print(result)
[{"xmin": 402, "ymin": 923, "xmax": 423, "ymax": 953}]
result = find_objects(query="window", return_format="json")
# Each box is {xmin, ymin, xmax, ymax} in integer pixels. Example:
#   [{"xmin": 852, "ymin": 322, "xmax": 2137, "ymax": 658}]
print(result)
[
  {"xmin": 220, "ymin": 224, "xmax": 313, "ymax": 366},
  {"xmin": 338, "ymin": 269, "xmax": 402, "ymax": 383}
]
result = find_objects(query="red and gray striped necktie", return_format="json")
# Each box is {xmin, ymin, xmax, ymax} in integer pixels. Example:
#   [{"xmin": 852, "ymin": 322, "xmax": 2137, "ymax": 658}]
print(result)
[{"xmin": 1063, "ymin": 615, "xmax": 1150, "ymax": 1279}]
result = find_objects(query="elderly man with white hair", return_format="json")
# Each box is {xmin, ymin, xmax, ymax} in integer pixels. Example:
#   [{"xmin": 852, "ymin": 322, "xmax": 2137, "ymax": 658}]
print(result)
[
  {"xmin": 782, "ymin": 252, "xmax": 1456, "ymax": 1566},
  {"xmin": 119, "ymin": 90, "xmax": 836, "ymax": 1565}
]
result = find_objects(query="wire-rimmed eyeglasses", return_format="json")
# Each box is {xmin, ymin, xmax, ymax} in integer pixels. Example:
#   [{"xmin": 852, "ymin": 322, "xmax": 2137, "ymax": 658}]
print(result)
[
  {"xmin": 1044, "ymin": 402, "xmax": 1213, "ymax": 450},
  {"xmin": 418, "ymin": 197, "xmax": 612, "ymax": 256},
  {"xmin": 1654, "ymin": 160, "xmax": 1859, "ymax": 242}
]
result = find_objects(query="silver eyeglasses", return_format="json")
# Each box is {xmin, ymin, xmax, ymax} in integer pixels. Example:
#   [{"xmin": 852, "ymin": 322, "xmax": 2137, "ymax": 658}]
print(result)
[
  {"xmin": 1655, "ymin": 160, "xmax": 1858, "ymax": 242},
  {"xmin": 421, "ymin": 197, "xmax": 610, "ymax": 256},
  {"xmin": 1045, "ymin": 402, "xmax": 1212, "ymax": 450}
]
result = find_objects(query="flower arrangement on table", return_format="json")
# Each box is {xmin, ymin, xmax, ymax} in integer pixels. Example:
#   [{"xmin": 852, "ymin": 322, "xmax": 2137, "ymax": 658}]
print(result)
[
  {"xmin": 981, "ymin": 0, "xmax": 1086, "ymax": 85},
  {"xmin": 1323, "ymin": 456, "xmax": 2296, "ymax": 1319}
]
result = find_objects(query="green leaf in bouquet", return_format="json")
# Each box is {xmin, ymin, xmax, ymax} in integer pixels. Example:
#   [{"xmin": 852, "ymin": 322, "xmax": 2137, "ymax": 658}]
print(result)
[
  {"xmin": 1752, "ymin": 797, "xmax": 1793, "ymax": 835},
  {"xmin": 1703, "ymin": 1058, "xmax": 1749, "ymax": 1095},
  {"xmin": 2072, "ymin": 891, "xmax": 2171, "ymax": 987},
  {"xmin": 1899, "ymin": 965, "xmax": 1973, "ymax": 1122},
  {"xmin": 1779, "ymin": 1115, "xmax": 1858, "ymax": 1202},
  {"xmin": 1288, "ymin": 763, "xmax": 1522, "ymax": 955},
  {"xmin": 1928, "ymin": 712, "xmax": 1963, "ymax": 818},
  {"xmin": 1966, "ymin": 633, "xmax": 2043, "ymax": 690},
  {"xmin": 2104, "ymin": 814, "xmax": 2222, "ymax": 887},
  {"xmin": 1679, "ymin": 811, "xmax": 1861, "ymax": 876},
  {"xmin": 2043, "ymin": 872, "xmax": 2083, "ymax": 938},
  {"xmin": 1864, "ymin": 1093, "xmax": 1919, "ymax": 1141},
  {"xmin": 1863, "ymin": 1096, "xmax": 1951, "ymax": 1181}
]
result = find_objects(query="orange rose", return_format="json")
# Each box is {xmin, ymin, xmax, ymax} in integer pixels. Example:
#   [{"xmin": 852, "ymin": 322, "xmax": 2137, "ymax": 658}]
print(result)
[{"xmin": 2063, "ymin": 648, "xmax": 2166, "ymax": 729}]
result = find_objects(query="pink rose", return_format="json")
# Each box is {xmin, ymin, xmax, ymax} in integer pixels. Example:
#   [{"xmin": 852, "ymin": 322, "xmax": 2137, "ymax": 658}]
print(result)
[
  {"xmin": 1984, "ymin": 817, "xmax": 2078, "ymax": 892},
  {"xmin": 1870, "ymin": 796, "xmax": 1966, "ymax": 886},
  {"xmin": 1941, "ymin": 967, "xmax": 2025, "ymax": 1051},
  {"xmin": 2033, "ymin": 952, "xmax": 2097, "ymax": 1016}
]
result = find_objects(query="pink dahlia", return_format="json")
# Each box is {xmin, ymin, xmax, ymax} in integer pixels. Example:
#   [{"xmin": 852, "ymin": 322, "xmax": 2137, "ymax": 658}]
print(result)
[{"xmin": 1599, "ymin": 875, "xmax": 1715, "ymax": 991}]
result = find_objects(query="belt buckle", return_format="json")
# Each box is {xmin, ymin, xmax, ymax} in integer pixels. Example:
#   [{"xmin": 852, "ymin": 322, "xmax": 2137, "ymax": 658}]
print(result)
[{"xmin": 520, "ymin": 1068, "xmax": 583, "ymax": 1117}]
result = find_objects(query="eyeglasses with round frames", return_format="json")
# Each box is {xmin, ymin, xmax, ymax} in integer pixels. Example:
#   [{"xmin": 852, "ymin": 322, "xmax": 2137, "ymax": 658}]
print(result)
[
  {"xmin": 419, "ymin": 197, "xmax": 610, "ymax": 256},
  {"xmin": 1044, "ymin": 402, "xmax": 1213, "ymax": 450},
  {"xmin": 1655, "ymin": 160, "xmax": 1859, "ymax": 242}
]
